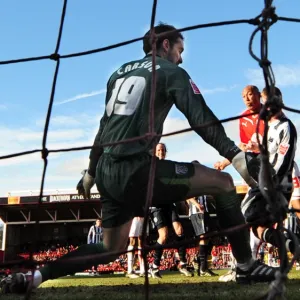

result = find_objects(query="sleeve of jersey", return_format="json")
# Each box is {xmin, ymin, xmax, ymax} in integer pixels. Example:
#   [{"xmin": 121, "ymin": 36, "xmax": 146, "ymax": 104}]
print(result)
[
  {"xmin": 167, "ymin": 68, "xmax": 240, "ymax": 161},
  {"xmin": 88, "ymin": 78, "xmax": 114, "ymax": 177},
  {"xmin": 88, "ymin": 112, "xmax": 107, "ymax": 177},
  {"xmin": 87, "ymin": 226, "xmax": 93, "ymax": 244},
  {"xmin": 271, "ymin": 123, "xmax": 294, "ymax": 177}
]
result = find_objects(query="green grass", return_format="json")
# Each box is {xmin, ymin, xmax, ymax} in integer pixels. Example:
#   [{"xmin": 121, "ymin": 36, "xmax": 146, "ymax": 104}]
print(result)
[{"xmin": 4, "ymin": 269, "xmax": 300, "ymax": 300}]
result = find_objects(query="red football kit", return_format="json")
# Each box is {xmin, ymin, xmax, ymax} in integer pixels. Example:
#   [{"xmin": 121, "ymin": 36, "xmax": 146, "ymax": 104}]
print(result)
[{"xmin": 239, "ymin": 106, "xmax": 265, "ymax": 148}]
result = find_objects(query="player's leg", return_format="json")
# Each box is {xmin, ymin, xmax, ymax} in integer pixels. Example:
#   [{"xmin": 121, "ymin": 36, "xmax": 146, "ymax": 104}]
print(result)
[
  {"xmin": 127, "ymin": 217, "xmax": 144, "ymax": 278},
  {"xmin": 189, "ymin": 162, "xmax": 282, "ymax": 282},
  {"xmin": 288, "ymin": 200, "xmax": 300, "ymax": 234},
  {"xmin": 148, "ymin": 160, "xmax": 249, "ymax": 264},
  {"xmin": 250, "ymin": 192, "xmax": 297, "ymax": 258},
  {"xmin": 190, "ymin": 213, "xmax": 217, "ymax": 276},
  {"xmin": 190, "ymin": 213, "xmax": 203, "ymax": 276},
  {"xmin": 199, "ymin": 239, "xmax": 218, "ymax": 276},
  {"xmin": 172, "ymin": 221, "xmax": 192, "ymax": 277},
  {"xmin": 250, "ymin": 229, "xmax": 261, "ymax": 260},
  {"xmin": 242, "ymin": 189, "xmax": 261, "ymax": 260},
  {"xmin": 127, "ymin": 238, "xmax": 135, "ymax": 275},
  {"xmin": 267, "ymin": 244, "xmax": 274, "ymax": 266},
  {"xmin": 187, "ymin": 163, "xmax": 255, "ymax": 267},
  {"xmin": 126, "ymin": 235, "xmax": 139, "ymax": 279},
  {"xmin": 161, "ymin": 161, "xmax": 278, "ymax": 282},
  {"xmin": 5, "ymin": 219, "xmax": 133, "ymax": 294},
  {"xmin": 171, "ymin": 208, "xmax": 193, "ymax": 277},
  {"xmin": 150, "ymin": 209, "xmax": 168, "ymax": 279},
  {"xmin": 135, "ymin": 217, "xmax": 146, "ymax": 277},
  {"xmin": 127, "ymin": 158, "xmax": 278, "ymax": 283},
  {"xmin": 153, "ymin": 160, "xmax": 250, "ymax": 265},
  {"xmin": 137, "ymin": 236, "xmax": 146, "ymax": 276},
  {"xmin": 244, "ymin": 164, "xmax": 300, "ymax": 262}
]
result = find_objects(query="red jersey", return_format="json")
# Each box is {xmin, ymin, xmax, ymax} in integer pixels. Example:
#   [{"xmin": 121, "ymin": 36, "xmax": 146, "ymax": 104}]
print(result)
[{"xmin": 239, "ymin": 107, "xmax": 265, "ymax": 145}]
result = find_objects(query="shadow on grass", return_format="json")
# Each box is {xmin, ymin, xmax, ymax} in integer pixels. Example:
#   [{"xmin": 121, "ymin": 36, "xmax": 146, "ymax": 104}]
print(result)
[{"xmin": 3, "ymin": 278, "xmax": 300, "ymax": 300}]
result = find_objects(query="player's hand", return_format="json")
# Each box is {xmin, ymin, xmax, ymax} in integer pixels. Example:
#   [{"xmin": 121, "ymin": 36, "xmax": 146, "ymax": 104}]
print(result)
[
  {"xmin": 197, "ymin": 203, "xmax": 205, "ymax": 213},
  {"xmin": 238, "ymin": 143, "xmax": 248, "ymax": 152},
  {"xmin": 214, "ymin": 159, "xmax": 230, "ymax": 171},
  {"xmin": 246, "ymin": 141, "xmax": 260, "ymax": 152},
  {"xmin": 231, "ymin": 151, "xmax": 257, "ymax": 188},
  {"xmin": 214, "ymin": 161, "xmax": 223, "ymax": 170},
  {"xmin": 77, "ymin": 169, "xmax": 95, "ymax": 200}
]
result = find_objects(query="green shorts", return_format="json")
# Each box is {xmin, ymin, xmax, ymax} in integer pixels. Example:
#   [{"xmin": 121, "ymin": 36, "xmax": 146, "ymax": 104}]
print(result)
[{"xmin": 96, "ymin": 154, "xmax": 195, "ymax": 228}]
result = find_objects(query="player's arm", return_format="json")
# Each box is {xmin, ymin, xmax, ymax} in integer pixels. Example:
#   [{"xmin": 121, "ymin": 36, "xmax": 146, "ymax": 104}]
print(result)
[
  {"xmin": 168, "ymin": 68, "xmax": 239, "ymax": 161},
  {"xmin": 168, "ymin": 68, "xmax": 257, "ymax": 187},
  {"xmin": 214, "ymin": 118, "xmax": 247, "ymax": 171},
  {"xmin": 77, "ymin": 114, "xmax": 107, "ymax": 199},
  {"xmin": 88, "ymin": 76, "xmax": 113, "ymax": 177},
  {"xmin": 77, "ymin": 78, "xmax": 111, "ymax": 198},
  {"xmin": 87, "ymin": 226, "xmax": 93, "ymax": 244},
  {"xmin": 88, "ymin": 114, "xmax": 107, "ymax": 177},
  {"xmin": 186, "ymin": 197, "xmax": 203, "ymax": 212}
]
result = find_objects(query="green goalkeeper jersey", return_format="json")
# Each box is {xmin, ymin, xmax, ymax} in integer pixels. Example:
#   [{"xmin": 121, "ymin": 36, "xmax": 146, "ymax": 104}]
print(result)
[{"xmin": 89, "ymin": 54, "xmax": 239, "ymax": 175}]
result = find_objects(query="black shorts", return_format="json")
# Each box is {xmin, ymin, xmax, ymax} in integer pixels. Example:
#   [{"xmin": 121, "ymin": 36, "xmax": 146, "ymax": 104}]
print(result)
[
  {"xmin": 96, "ymin": 154, "xmax": 195, "ymax": 228},
  {"xmin": 150, "ymin": 205, "xmax": 180, "ymax": 230}
]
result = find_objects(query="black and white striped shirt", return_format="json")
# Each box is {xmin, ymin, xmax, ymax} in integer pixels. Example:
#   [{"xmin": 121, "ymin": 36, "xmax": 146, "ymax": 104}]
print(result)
[
  {"xmin": 266, "ymin": 116, "xmax": 297, "ymax": 192},
  {"xmin": 189, "ymin": 196, "xmax": 208, "ymax": 216},
  {"xmin": 87, "ymin": 225, "xmax": 103, "ymax": 244}
]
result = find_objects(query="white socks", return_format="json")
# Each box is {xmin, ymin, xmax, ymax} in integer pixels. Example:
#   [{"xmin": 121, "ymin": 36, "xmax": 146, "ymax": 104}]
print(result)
[
  {"xmin": 127, "ymin": 245, "xmax": 134, "ymax": 274},
  {"xmin": 138, "ymin": 248, "xmax": 145, "ymax": 274},
  {"xmin": 32, "ymin": 270, "xmax": 42, "ymax": 288},
  {"xmin": 250, "ymin": 230, "xmax": 261, "ymax": 259}
]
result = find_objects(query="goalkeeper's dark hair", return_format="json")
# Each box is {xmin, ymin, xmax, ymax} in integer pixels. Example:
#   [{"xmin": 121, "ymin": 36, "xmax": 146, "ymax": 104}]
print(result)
[
  {"xmin": 143, "ymin": 22, "xmax": 184, "ymax": 55},
  {"xmin": 261, "ymin": 86, "xmax": 282, "ymax": 98},
  {"xmin": 261, "ymin": 86, "xmax": 283, "ymax": 107}
]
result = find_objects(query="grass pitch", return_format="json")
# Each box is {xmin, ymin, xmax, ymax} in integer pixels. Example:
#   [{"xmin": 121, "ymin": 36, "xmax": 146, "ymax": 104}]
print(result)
[{"xmin": 4, "ymin": 269, "xmax": 300, "ymax": 300}]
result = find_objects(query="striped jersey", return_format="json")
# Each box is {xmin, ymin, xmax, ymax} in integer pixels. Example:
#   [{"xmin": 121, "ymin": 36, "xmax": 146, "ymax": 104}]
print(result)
[
  {"xmin": 87, "ymin": 225, "xmax": 103, "ymax": 244},
  {"xmin": 292, "ymin": 161, "xmax": 300, "ymax": 201},
  {"xmin": 189, "ymin": 195, "xmax": 215, "ymax": 216},
  {"xmin": 266, "ymin": 116, "xmax": 297, "ymax": 183}
]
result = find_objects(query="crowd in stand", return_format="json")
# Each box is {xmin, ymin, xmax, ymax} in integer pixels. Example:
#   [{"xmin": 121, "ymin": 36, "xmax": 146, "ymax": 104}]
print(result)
[
  {"xmin": 14, "ymin": 243, "xmax": 279, "ymax": 275},
  {"xmin": 18, "ymin": 245, "xmax": 77, "ymax": 262}
]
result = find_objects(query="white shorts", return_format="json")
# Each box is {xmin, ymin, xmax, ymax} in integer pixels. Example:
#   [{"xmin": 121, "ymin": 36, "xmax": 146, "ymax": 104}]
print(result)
[
  {"xmin": 291, "ymin": 162, "xmax": 300, "ymax": 202},
  {"xmin": 129, "ymin": 217, "xmax": 144, "ymax": 237}
]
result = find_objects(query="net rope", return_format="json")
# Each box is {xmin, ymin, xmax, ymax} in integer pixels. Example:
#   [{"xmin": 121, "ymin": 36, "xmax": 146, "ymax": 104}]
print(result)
[{"xmin": 0, "ymin": 0, "xmax": 300, "ymax": 299}]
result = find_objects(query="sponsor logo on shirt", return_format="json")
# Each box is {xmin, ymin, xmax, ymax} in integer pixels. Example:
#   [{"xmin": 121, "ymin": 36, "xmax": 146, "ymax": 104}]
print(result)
[
  {"xmin": 189, "ymin": 79, "xmax": 201, "ymax": 94},
  {"xmin": 293, "ymin": 176, "xmax": 300, "ymax": 188},
  {"xmin": 175, "ymin": 164, "xmax": 188, "ymax": 175},
  {"xmin": 279, "ymin": 143, "xmax": 290, "ymax": 155}
]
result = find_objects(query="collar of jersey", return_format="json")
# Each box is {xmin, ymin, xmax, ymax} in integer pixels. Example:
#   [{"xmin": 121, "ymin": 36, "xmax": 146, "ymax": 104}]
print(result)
[{"xmin": 144, "ymin": 53, "xmax": 162, "ymax": 58}]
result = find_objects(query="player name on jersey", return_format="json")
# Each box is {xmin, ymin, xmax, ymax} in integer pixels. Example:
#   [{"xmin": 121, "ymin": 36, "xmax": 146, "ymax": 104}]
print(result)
[{"xmin": 117, "ymin": 60, "xmax": 161, "ymax": 75}]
